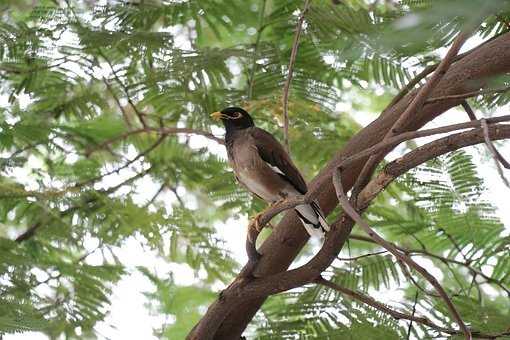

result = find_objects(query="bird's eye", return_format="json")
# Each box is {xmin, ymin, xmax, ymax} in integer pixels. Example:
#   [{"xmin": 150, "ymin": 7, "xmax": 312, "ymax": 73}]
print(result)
[{"xmin": 231, "ymin": 112, "xmax": 242, "ymax": 119}]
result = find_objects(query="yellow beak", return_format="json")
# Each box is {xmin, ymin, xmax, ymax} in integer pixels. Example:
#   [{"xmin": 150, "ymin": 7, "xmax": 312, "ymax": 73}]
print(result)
[{"xmin": 210, "ymin": 111, "xmax": 223, "ymax": 121}]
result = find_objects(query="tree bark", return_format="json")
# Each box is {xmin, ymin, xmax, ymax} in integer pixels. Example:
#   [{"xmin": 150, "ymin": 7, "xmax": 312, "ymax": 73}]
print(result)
[{"xmin": 192, "ymin": 31, "xmax": 510, "ymax": 339}]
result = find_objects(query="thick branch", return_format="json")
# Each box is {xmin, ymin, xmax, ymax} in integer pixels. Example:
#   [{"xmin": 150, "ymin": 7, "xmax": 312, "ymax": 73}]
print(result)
[
  {"xmin": 193, "ymin": 32, "xmax": 510, "ymax": 339},
  {"xmin": 246, "ymin": 115, "xmax": 510, "ymax": 257}
]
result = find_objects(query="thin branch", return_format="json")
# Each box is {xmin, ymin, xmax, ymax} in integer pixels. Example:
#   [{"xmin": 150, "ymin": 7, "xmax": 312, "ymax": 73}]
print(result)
[
  {"xmin": 439, "ymin": 228, "xmax": 469, "ymax": 262},
  {"xmin": 102, "ymin": 76, "xmax": 133, "ymax": 128},
  {"xmin": 316, "ymin": 277, "xmax": 454, "ymax": 335},
  {"xmin": 481, "ymin": 118, "xmax": 510, "ymax": 187},
  {"xmin": 337, "ymin": 250, "xmax": 387, "ymax": 261},
  {"xmin": 79, "ymin": 134, "xmax": 166, "ymax": 188},
  {"xmin": 282, "ymin": 0, "xmax": 310, "ymax": 154},
  {"xmin": 88, "ymin": 125, "xmax": 223, "ymax": 156},
  {"xmin": 357, "ymin": 124, "xmax": 510, "ymax": 209},
  {"xmin": 397, "ymin": 259, "xmax": 440, "ymax": 298},
  {"xmin": 144, "ymin": 183, "xmax": 167, "ymax": 207},
  {"xmin": 15, "ymin": 222, "xmax": 42, "ymax": 243},
  {"xmin": 97, "ymin": 49, "xmax": 148, "ymax": 128},
  {"xmin": 426, "ymin": 86, "xmax": 510, "ymax": 104},
  {"xmin": 407, "ymin": 291, "xmax": 420, "ymax": 339},
  {"xmin": 319, "ymin": 277, "xmax": 510, "ymax": 338},
  {"xmin": 244, "ymin": 194, "xmax": 311, "ymax": 266},
  {"xmin": 247, "ymin": 0, "xmax": 267, "ymax": 100},
  {"xmin": 332, "ymin": 168, "xmax": 471, "ymax": 339},
  {"xmin": 461, "ymin": 101, "xmax": 477, "ymax": 121},
  {"xmin": 350, "ymin": 233, "xmax": 510, "ymax": 297}
]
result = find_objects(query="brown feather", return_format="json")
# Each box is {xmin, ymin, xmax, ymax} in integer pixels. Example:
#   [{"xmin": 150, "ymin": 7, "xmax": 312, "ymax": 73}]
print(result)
[{"xmin": 249, "ymin": 128, "xmax": 308, "ymax": 194}]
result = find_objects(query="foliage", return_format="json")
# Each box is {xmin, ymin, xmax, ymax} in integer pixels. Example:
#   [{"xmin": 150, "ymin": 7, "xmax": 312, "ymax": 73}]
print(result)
[{"xmin": 0, "ymin": 0, "xmax": 509, "ymax": 339}]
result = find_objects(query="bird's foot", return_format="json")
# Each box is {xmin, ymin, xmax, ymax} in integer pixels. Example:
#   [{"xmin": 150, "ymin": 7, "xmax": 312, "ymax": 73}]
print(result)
[
  {"xmin": 248, "ymin": 211, "xmax": 265, "ymax": 232},
  {"xmin": 249, "ymin": 199, "xmax": 287, "ymax": 232},
  {"xmin": 270, "ymin": 198, "xmax": 287, "ymax": 208}
]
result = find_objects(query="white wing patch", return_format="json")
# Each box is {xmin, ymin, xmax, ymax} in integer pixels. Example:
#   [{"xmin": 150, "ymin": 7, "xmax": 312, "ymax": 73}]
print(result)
[{"xmin": 266, "ymin": 162, "xmax": 285, "ymax": 176}]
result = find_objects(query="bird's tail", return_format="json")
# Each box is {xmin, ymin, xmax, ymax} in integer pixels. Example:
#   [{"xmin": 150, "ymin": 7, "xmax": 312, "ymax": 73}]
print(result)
[{"xmin": 294, "ymin": 200, "xmax": 330, "ymax": 238}]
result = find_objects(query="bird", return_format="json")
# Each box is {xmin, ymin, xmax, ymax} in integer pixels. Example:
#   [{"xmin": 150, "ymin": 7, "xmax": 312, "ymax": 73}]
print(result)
[{"xmin": 211, "ymin": 107, "xmax": 329, "ymax": 238}]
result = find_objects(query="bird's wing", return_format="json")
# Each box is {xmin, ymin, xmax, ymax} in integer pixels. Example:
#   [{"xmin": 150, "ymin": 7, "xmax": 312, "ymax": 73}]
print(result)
[{"xmin": 250, "ymin": 127, "xmax": 308, "ymax": 194}]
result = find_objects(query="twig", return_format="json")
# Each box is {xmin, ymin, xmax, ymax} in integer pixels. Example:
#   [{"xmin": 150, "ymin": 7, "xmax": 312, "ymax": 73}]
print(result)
[
  {"xmin": 245, "ymin": 194, "xmax": 311, "ymax": 264},
  {"xmin": 79, "ymin": 134, "xmax": 166, "ymax": 188},
  {"xmin": 87, "ymin": 126, "xmax": 223, "ymax": 156},
  {"xmin": 382, "ymin": 27, "xmax": 509, "ymax": 115},
  {"xmin": 247, "ymin": 0, "xmax": 267, "ymax": 100},
  {"xmin": 102, "ymin": 77, "xmax": 133, "ymax": 128},
  {"xmin": 397, "ymin": 259, "xmax": 440, "ymax": 298},
  {"xmin": 352, "ymin": 29, "xmax": 475, "ymax": 198},
  {"xmin": 282, "ymin": 0, "xmax": 310, "ymax": 154},
  {"xmin": 316, "ymin": 277, "xmax": 454, "ymax": 335},
  {"xmin": 461, "ymin": 101, "xmax": 477, "ymax": 121},
  {"xmin": 426, "ymin": 86, "xmax": 510, "ymax": 104},
  {"xmin": 15, "ymin": 222, "xmax": 42, "ymax": 243},
  {"xmin": 439, "ymin": 228, "xmax": 469, "ymax": 262},
  {"xmin": 407, "ymin": 291, "xmax": 420, "ymax": 339},
  {"xmin": 332, "ymin": 168, "xmax": 471, "ymax": 339},
  {"xmin": 318, "ymin": 277, "xmax": 510, "ymax": 338},
  {"xmin": 350, "ymin": 230, "xmax": 510, "ymax": 298},
  {"xmin": 481, "ymin": 118, "xmax": 510, "ymax": 187},
  {"xmin": 97, "ymin": 49, "xmax": 149, "ymax": 128},
  {"xmin": 337, "ymin": 250, "xmax": 387, "ymax": 261},
  {"xmin": 144, "ymin": 183, "xmax": 167, "ymax": 207}
]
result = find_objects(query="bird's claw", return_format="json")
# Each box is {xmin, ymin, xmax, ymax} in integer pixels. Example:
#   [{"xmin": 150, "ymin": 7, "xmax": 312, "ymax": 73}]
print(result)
[
  {"xmin": 249, "ymin": 199, "xmax": 287, "ymax": 232},
  {"xmin": 248, "ymin": 211, "xmax": 265, "ymax": 232}
]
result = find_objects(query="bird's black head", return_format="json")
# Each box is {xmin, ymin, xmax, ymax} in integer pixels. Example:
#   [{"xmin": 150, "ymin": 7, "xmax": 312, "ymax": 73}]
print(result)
[{"xmin": 211, "ymin": 107, "xmax": 254, "ymax": 131}]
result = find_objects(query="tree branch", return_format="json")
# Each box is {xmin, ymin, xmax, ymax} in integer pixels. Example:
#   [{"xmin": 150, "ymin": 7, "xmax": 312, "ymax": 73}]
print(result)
[
  {"xmin": 338, "ymin": 115, "xmax": 510, "ymax": 170},
  {"xmin": 192, "ymin": 32, "xmax": 510, "ymax": 339},
  {"xmin": 461, "ymin": 101, "xmax": 477, "ymax": 121},
  {"xmin": 87, "ymin": 125, "xmax": 223, "ymax": 156},
  {"xmin": 480, "ymin": 118, "xmax": 510, "ymax": 187},
  {"xmin": 246, "ymin": 115, "xmax": 510, "ymax": 259},
  {"xmin": 282, "ymin": 0, "xmax": 310, "ymax": 154},
  {"xmin": 332, "ymin": 168, "xmax": 471, "ymax": 339},
  {"xmin": 352, "ymin": 28, "xmax": 475, "ymax": 197},
  {"xmin": 316, "ymin": 277, "xmax": 454, "ymax": 335},
  {"xmin": 349, "ymin": 233, "xmax": 510, "ymax": 297},
  {"xmin": 358, "ymin": 124, "xmax": 510, "ymax": 208},
  {"xmin": 247, "ymin": 0, "xmax": 267, "ymax": 100},
  {"xmin": 98, "ymin": 49, "xmax": 149, "ymax": 128},
  {"xmin": 425, "ymin": 85, "xmax": 510, "ymax": 104}
]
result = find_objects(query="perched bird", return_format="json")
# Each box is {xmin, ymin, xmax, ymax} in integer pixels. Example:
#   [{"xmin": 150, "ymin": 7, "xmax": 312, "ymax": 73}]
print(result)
[{"xmin": 211, "ymin": 107, "xmax": 329, "ymax": 238}]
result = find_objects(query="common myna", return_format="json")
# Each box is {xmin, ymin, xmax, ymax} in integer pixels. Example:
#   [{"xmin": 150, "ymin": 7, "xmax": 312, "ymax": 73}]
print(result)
[{"xmin": 211, "ymin": 107, "xmax": 329, "ymax": 237}]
